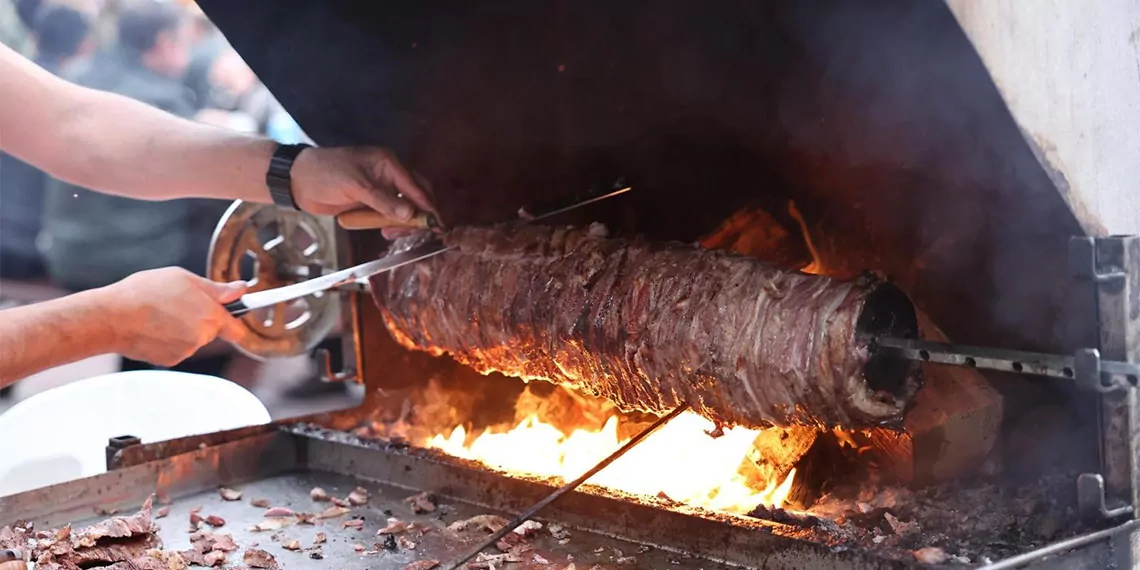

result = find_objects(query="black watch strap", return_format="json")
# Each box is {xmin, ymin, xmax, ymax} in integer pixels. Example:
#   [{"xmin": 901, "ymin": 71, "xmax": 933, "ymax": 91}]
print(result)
[{"xmin": 266, "ymin": 143, "xmax": 312, "ymax": 210}]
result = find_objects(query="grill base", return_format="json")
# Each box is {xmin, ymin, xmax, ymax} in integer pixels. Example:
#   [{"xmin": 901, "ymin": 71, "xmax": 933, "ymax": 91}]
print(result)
[{"xmin": 0, "ymin": 424, "xmax": 1124, "ymax": 570}]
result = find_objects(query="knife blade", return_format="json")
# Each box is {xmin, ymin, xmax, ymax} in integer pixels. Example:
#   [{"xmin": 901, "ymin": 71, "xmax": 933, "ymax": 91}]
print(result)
[
  {"xmin": 225, "ymin": 182, "xmax": 633, "ymax": 317},
  {"xmin": 225, "ymin": 241, "xmax": 448, "ymax": 315}
]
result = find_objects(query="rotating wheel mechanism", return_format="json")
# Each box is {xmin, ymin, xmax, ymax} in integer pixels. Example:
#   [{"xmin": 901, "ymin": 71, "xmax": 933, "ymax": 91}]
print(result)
[{"xmin": 208, "ymin": 201, "xmax": 340, "ymax": 359}]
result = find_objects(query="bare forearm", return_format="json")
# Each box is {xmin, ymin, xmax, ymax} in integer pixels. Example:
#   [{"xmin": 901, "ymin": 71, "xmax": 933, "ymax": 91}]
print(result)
[
  {"xmin": 0, "ymin": 44, "xmax": 277, "ymax": 204},
  {"xmin": 2, "ymin": 43, "xmax": 433, "ymax": 222},
  {"xmin": 0, "ymin": 290, "xmax": 121, "ymax": 386},
  {"xmin": 52, "ymin": 94, "xmax": 277, "ymax": 203}
]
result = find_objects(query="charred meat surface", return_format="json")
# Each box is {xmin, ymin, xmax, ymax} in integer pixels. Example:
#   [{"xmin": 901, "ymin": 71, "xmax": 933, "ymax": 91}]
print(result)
[{"xmin": 372, "ymin": 224, "xmax": 921, "ymax": 429}]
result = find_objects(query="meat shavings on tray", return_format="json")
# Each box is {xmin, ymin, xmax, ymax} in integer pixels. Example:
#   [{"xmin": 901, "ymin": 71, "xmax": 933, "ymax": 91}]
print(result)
[
  {"xmin": 1, "ymin": 496, "xmax": 164, "ymax": 569},
  {"xmin": 1, "ymin": 497, "xmax": 263, "ymax": 570},
  {"xmin": 182, "ymin": 530, "xmax": 240, "ymax": 566}
]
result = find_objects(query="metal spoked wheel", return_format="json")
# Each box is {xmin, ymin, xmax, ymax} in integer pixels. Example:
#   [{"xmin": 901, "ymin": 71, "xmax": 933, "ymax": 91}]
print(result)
[{"xmin": 207, "ymin": 201, "xmax": 340, "ymax": 360}]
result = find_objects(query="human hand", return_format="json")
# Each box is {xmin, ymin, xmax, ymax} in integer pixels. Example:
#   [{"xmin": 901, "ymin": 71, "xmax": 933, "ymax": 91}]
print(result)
[
  {"xmin": 290, "ymin": 147, "xmax": 439, "ymax": 240},
  {"xmin": 94, "ymin": 268, "xmax": 248, "ymax": 367}
]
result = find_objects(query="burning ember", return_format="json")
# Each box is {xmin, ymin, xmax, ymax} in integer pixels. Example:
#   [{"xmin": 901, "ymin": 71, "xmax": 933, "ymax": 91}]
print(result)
[{"xmin": 425, "ymin": 409, "xmax": 796, "ymax": 514}]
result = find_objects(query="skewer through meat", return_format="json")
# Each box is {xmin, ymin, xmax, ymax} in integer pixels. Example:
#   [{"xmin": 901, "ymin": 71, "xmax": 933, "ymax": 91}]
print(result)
[{"xmin": 371, "ymin": 224, "xmax": 921, "ymax": 429}]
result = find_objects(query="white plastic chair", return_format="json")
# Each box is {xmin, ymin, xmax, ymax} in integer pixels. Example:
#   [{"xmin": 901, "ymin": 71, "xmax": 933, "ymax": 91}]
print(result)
[{"xmin": 0, "ymin": 371, "xmax": 271, "ymax": 497}]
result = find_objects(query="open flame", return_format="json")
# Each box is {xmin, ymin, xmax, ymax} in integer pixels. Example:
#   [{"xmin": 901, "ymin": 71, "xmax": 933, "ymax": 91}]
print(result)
[
  {"xmin": 787, "ymin": 200, "xmax": 823, "ymax": 275},
  {"xmin": 426, "ymin": 411, "xmax": 796, "ymax": 514}
]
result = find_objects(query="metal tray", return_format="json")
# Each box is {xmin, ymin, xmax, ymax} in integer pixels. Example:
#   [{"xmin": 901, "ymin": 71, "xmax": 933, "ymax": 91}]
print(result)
[{"xmin": 0, "ymin": 424, "xmax": 1119, "ymax": 570}]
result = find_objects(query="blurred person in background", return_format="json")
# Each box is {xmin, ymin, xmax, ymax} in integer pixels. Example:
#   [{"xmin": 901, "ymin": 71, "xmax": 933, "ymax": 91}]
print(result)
[
  {"xmin": 27, "ymin": 1, "xmax": 93, "ymax": 74},
  {"xmin": 0, "ymin": 0, "xmax": 97, "ymax": 55},
  {"xmin": 181, "ymin": 1, "xmax": 222, "ymax": 110},
  {"xmin": 0, "ymin": 2, "xmax": 94, "ymax": 285},
  {"xmin": 0, "ymin": 0, "xmax": 38, "ymax": 56},
  {"xmin": 39, "ymin": 0, "xmax": 233, "ymax": 377},
  {"xmin": 0, "ymin": 1, "xmax": 93, "ymax": 400}
]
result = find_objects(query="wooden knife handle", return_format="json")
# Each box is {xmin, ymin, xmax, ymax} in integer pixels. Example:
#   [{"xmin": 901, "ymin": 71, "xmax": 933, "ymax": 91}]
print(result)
[{"xmin": 336, "ymin": 209, "xmax": 440, "ymax": 231}]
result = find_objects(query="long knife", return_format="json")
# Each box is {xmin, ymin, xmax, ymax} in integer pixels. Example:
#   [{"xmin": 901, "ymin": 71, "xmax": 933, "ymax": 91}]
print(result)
[
  {"xmin": 225, "ymin": 184, "xmax": 632, "ymax": 316},
  {"xmin": 225, "ymin": 242, "xmax": 448, "ymax": 315}
]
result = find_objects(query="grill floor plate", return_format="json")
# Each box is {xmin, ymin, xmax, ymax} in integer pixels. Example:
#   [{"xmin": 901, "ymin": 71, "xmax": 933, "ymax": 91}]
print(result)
[{"xmin": 100, "ymin": 471, "xmax": 697, "ymax": 570}]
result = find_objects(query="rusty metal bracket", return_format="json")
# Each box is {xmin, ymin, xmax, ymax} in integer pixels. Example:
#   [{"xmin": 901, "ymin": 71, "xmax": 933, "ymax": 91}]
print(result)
[
  {"xmin": 315, "ymin": 347, "xmax": 358, "ymax": 383},
  {"xmin": 1069, "ymin": 237, "xmax": 1127, "ymax": 283},
  {"xmin": 1069, "ymin": 235, "xmax": 1140, "ymax": 566},
  {"xmin": 106, "ymin": 435, "xmax": 142, "ymax": 471}
]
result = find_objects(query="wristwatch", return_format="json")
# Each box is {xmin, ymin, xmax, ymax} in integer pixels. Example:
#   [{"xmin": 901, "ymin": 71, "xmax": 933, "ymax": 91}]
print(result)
[{"xmin": 265, "ymin": 143, "xmax": 312, "ymax": 210}]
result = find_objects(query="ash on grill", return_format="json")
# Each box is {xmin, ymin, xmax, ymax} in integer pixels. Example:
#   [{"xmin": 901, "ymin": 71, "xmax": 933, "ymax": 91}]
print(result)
[{"xmin": 745, "ymin": 470, "xmax": 1091, "ymax": 565}]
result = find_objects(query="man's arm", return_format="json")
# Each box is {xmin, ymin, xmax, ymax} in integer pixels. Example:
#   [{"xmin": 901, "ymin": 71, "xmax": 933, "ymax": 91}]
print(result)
[
  {"xmin": 0, "ymin": 44, "xmax": 436, "ymax": 225},
  {"xmin": 0, "ymin": 289, "xmax": 120, "ymax": 386},
  {"xmin": 0, "ymin": 43, "xmax": 276, "ymax": 205},
  {"xmin": 0, "ymin": 268, "xmax": 247, "ymax": 386}
]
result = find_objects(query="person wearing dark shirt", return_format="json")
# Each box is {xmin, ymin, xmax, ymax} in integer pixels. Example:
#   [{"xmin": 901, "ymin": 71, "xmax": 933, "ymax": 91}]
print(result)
[
  {"xmin": 40, "ymin": 2, "xmax": 235, "ymax": 378},
  {"xmin": 0, "ymin": 3, "xmax": 92, "ymax": 282}
]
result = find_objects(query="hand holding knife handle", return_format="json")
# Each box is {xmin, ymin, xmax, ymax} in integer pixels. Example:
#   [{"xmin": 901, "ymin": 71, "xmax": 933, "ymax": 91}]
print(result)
[
  {"xmin": 225, "ymin": 299, "xmax": 251, "ymax": 316},
  {"xmin": 226, "ymin": 179, "xmax": 632, "ymax": 318}
]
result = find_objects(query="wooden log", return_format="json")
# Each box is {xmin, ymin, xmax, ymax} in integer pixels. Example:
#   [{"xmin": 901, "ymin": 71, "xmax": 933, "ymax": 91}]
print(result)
[{"xmin": 865, "ymin": 310, "xmax": 1004, "ymax": 484}]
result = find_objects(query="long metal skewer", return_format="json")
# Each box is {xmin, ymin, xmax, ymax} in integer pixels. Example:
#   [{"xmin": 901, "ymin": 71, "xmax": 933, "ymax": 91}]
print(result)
[{"xmin": 443, "ymin": 404, "xmax": 690, "ymax": 570}]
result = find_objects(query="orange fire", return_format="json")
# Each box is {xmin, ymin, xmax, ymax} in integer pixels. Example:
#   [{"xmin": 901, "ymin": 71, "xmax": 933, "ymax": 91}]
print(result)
[
  {"xmin": 787, "ymin": 201, "xmax": 823, "ymax": 275},
  {"xmin": 425, "ymin": 411, "xmax": 797, "ymax": 514}
]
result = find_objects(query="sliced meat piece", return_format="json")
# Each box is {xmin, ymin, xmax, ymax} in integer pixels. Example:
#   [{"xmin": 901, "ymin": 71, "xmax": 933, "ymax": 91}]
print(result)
[
  {"xmin": 379, "ymin": 518, "xmax": 411, "ymax": 534},
  {"xmin": 72, "ymin": 496, "xmax": 158, "ymax": 548},
  {"xmin": 218, "ymin": 488, "xmax": 242, "ymax": 501},
  {"xmin": 314, "ymin": 506, "xmax": 350, "ymax": 519},
  {"xmin": 447, "ymin": 515, "xmax": 508, "ymax": 534},
  {"xmin": 242, "ymin": 548, "xmax": 279, "ymax": 569},
  {"xmin": 347, "ymin": 487, "xmax": 370, "ymax": 506},
  {"xmin": 404, "ymin": 491, "xmax": 437, "ymax": 514}
]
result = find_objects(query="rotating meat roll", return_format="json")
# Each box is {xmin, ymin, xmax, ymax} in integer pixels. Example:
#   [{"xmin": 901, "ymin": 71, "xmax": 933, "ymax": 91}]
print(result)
[{"xmin": 371, "ymin": 223, "xmax": 921, "ymax": 430}]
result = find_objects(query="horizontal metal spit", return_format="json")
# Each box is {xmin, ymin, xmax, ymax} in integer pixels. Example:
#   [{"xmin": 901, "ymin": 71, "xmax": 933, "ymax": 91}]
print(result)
[{"xmin": 870, "ymin": 336, "xmax": 1140, "ymax": 393}]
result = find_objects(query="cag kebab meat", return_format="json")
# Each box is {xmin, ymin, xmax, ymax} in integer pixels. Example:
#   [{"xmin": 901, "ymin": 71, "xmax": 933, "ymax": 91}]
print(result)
[{"xmin": 371, "ymin": 223, "xmax": 922, "ymax": 430}]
